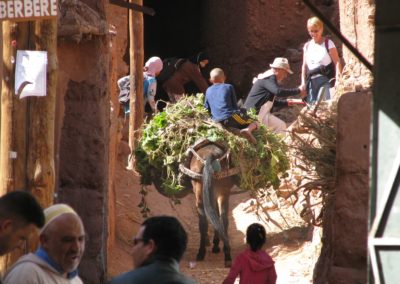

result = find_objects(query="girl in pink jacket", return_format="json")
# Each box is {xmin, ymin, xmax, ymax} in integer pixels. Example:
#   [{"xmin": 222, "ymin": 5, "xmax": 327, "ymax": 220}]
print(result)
[{"xmin": 223, "ymin": 223, "xmax": 277, "ymax": 284}]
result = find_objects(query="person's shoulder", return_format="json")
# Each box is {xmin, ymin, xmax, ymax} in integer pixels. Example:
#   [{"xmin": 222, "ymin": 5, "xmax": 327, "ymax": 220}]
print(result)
[
  {"xmin": 3, "ymin": 255, "xmax": 43, "ymax": 283},
  {"xmin": 110, "ymin": 270, "xmax": 141, "ymax": 283},
  {"xmin": 179, "ymin": 275, "xmax": 197, "ymax": 284},
  {"xmin": 265, "ymin": 74, "xmax": 277, "ymax": 82},
  {"xmin": 303, "ymin": 40, "xmax": 311, "ymax": 50},
  {"xmin": 146, "ymin": 75, "xmax": 157, "ymax": 83},
  {"xmin": 180, "ymin": 60, "xmax": 195, "ymax": 69},
  {"xmin": 257, "ymin": 250, "xmax": 275, "ymax": 264},
  {"xmin": 110, "ymin": 265, "xmax": 157, "ymax": 283},
  {"xmin": 325, "ymin": 37, "xmax": 336, "ymax": 49}
]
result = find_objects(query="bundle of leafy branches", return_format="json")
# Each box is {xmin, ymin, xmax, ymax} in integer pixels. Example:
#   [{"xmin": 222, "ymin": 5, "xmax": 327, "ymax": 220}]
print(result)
[
  {"xmin": 135, "ymin": 94, "xmax": 290, "ymax": 197},
  {"xmin": 289, "ymin": 101, "xmax": 337, "ymax": 226}
]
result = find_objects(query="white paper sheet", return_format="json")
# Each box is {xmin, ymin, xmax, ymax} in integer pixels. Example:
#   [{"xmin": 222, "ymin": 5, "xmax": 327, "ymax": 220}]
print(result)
[{"xmin": 15, "ymin": 50, "xmax": 47, "ymax": 98}]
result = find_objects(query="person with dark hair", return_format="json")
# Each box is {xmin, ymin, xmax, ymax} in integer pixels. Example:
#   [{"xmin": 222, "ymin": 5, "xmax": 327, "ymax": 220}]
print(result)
[
  {"xmin": 162, "ymin": 51, "xmax": 210, "ymax": 103},
  {"xmin": 110, "ymin": 215, "xmax": 195, "ymax": 284},
  {"xmin": 223, "ymin": 223, "xmax": 277, "ymax": 284},
  {"xmin": 4, "ymin": 204, "xmax": 85, "ymax": 284},
  {"xmin": 0, "ymin": 191, "xmax": 44, "ymax": 256}
]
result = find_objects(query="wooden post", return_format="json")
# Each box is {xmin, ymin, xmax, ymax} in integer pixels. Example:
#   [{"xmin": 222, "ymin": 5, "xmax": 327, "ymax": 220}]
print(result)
[
  {"xmin": 27, "ymin": 19, "xmax": 58, "ymax": 208},
  {"xmin": 0, "ymin": 23, "xmax": 2, "ymax": 137},
  {"xmin": 0, "ymin": 20, "xmax": 17, "ymax": 274},
  {"xmin": 0, "ymin": 21, "xmax": 17, "ymax": 198},
  {"xmin": 0, "ymin": 18, "xmax": 57, "ymax": 271},
  {"xmin": 4, "ymin": 22, "xmax": 31, "ymax": 268},
  {"xmin": 127, "ymin": 0, "xmax": 144, "ymax": 170},
  {"xmin": 13, "ymin": 23, "xmax": 31, "ymax": 192}
]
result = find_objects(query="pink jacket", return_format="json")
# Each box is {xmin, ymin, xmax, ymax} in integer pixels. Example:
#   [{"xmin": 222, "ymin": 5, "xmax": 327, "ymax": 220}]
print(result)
[{"xmin": 223, "ymin": 249, "xmax": 277, "ymax": 284}]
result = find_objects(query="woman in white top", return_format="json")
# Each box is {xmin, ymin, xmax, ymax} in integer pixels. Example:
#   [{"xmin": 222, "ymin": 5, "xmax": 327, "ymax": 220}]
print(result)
[{"xmin": 301, "ymin": 17, "xmax": 341, "ymax": 104}]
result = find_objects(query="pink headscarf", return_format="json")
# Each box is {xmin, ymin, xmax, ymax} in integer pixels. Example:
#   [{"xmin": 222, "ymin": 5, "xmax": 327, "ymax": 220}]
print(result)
[{"xmin": 144, "ymin": 56, "xmax": 163, "ymax": 77}]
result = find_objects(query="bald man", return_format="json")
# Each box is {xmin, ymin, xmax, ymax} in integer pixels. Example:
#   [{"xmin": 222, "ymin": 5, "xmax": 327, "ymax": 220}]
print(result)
[{"xmin": 4, "ymin": 204, "xmax": 85, "ymax": 284}]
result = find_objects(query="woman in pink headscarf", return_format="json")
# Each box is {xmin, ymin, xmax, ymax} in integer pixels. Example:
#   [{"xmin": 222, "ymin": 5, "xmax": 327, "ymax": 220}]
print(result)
[{"xmin": 118, "ymin": 56, "xmax": 163, "ymax": 114}]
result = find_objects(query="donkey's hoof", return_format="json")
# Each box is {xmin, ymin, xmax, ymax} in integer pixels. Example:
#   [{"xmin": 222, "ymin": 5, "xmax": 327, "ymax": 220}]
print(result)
[
  {"xmin": 224, "ymin": 260, "xmax": 232, "ymax": 268},
  {"xmin": 196, "ymin": 253, "xmax": 205, "ymax": 261},
  {"xmin": 212, "ymin": 246, "xmax": 221, "ymax": 254}
]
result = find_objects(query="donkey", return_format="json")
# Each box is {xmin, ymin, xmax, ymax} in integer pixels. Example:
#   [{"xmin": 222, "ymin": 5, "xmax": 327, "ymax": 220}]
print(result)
[
  {"xmin": 152, "ymin": 139, "xmax": 239, "ymax": 267},
  {"xmin": 187, "ymin": 142, "xmax": 238, "ymax": 268}
]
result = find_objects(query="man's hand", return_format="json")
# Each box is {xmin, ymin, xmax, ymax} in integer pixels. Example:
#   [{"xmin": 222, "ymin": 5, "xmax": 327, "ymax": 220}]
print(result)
[{"xmin": 298, "ymin": 84, "xmax": 307, "ymax": 98}]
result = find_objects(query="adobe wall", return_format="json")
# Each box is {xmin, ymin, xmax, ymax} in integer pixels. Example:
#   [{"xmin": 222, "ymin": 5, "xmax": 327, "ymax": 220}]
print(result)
[
  {"xmin": 314, "ymin": 91, "xmax": 371, "ymax": 284},
  {"xmin": 202, "ymin": 0, "xmax": 338, "ymax": 97},
  {"xmin": 314, "ymin": 0, "xmax": 374, "ymax": 283},
  {"xmin": 55, "ymin": 1, "xmax": 110, "ymax": 283},
  {"xmin": 104, "ymin": 0, "xmax": 129, "ymax": 259}
]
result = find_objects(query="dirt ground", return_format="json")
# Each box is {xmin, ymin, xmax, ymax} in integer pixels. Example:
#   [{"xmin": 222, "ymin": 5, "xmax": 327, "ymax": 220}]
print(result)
[{"xmin": 108, "ymin": 147, "xmax": 321, "ymax": 283}]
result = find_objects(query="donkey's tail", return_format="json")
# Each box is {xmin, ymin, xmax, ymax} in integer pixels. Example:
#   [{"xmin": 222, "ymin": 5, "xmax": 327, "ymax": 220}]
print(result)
[{"xmin": 203, "ymin": 157, "xmax": 228, "ymax": 243}]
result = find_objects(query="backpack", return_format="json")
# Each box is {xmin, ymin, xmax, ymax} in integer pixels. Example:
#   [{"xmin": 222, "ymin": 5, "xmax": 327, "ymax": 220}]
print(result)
[
  {"xmin": 117, "ymin": 75, "xmax": 130, "ymax": 104},
  {"xmin": 156, "ymin": 57, "xmax": 187, "ymax": 85},
  {"xmin": 305, "ymin": 37, "xmax": 336, "ymax": 87}
]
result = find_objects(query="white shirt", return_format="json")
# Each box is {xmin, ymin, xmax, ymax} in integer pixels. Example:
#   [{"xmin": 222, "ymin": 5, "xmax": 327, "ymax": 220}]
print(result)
[{"xmin": 304, "ymin": 38, "xmax": 335, "ymax": 71}]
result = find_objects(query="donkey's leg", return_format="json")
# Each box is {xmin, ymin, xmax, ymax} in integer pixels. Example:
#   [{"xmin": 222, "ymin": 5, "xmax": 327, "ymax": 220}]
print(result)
[
  {"xmin": 212, "ymin": 190, "xmax": 221, "ymax": 254},
  {"xmin": 218, "ymin": 186, "xmax": 232, "ymax": 267},
  {"xmin": 212, "ymin": 229, "xmax": 221, "ymax": 254},
  {"xmin": 194, "ymin": 181, "xmax": 208, "ymax": 261}
]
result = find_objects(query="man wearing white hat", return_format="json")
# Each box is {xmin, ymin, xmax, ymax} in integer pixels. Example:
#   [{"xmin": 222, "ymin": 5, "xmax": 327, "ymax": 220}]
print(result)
[
  {"xmin": 4, "ymin": 204, "xmax": 85, "ymax": 284},
  {"xmin": 243, "ymin": 57, "xmax": 306, "ymax": 134}
]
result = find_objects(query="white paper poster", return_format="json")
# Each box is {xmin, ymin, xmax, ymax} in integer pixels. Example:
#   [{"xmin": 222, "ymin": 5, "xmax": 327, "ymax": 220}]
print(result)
[{"xmin": 15, "ymin": 50, "xmax": 47, "ymax": 98}]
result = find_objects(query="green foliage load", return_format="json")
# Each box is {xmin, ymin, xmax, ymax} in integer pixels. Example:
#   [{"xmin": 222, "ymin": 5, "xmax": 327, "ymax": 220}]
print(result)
[{"xmin": 135, "ymin": 94, "xmax": 290, "ymax": 196}]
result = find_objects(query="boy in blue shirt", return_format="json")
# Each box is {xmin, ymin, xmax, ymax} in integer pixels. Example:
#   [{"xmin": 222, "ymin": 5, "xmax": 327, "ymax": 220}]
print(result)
[{"xmin": 204, "ymin": 68, "xmax": 258, "ymax": 144}]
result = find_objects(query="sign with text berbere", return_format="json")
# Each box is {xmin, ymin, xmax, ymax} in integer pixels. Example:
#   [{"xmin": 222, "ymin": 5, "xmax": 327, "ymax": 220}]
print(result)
[{"xmin": 0, "ymin": 0, "xmax": 57, "ymax": 21}]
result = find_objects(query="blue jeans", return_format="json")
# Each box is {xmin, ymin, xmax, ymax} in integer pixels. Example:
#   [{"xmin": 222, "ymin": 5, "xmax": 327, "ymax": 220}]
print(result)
[{"xmin": 307, "ymin": 76, "xmax": 331, "ymax": 104}]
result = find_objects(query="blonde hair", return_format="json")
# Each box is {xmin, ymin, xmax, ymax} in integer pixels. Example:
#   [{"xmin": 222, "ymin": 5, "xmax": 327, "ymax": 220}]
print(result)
[
  {"xmin": 210, "ymin": 68, "xmax": 225, "ymax": 82},
  {"xmin": 307, "ymin": 17, "xmax": 323, "ymax": 30}
]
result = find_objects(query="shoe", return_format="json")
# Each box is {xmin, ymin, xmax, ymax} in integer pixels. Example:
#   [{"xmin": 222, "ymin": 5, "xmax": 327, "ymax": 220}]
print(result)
[{"xmin": 240, "ymin": 129, "xmax": 257, "ymax": 145}]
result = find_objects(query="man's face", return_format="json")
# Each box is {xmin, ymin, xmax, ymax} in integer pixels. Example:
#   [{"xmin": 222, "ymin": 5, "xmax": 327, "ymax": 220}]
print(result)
[
  {"xmin": 131, "ymin": 226, "xmax": 155, "ymax": 268},
  {"xmin": 0, "ymin": 220, "xmax": 35, "ymax": 255},
  {"xmin": 276, "ymin": 69, "xmax": 289, "ymax": 83},
  {"xmin": 41, "ymin": 214, "xmax": 85, "ymax": 275}
]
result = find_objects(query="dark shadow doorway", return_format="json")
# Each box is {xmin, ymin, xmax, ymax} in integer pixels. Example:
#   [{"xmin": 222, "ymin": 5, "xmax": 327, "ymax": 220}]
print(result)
[
  {"xmin": 143, "ymin": 0, "xmax": 208, "ymax": 110},
  {"xmin": 143, "ymin": 0, "xmax": 205, "ymax": 59}
]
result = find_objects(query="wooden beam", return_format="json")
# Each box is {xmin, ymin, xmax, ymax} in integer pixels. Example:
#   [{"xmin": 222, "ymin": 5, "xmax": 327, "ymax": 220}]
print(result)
[
  {"xmin": 27, "ymin": 19, "xmax": 57, "ymax": 208},
  {"xmin": 0, "ymin": 21, "xmax": 17, "ymax": 200},
  {"xmin": 109, "ymin": 0, "xmax": 155, "ymax": 16},
  {"xmin": 127, "ymin": 0, "xmax": 144, "ymax": 170},
  {"xmin": 0, "ymin": 20, "xmax": 17, "ymax": 274}
]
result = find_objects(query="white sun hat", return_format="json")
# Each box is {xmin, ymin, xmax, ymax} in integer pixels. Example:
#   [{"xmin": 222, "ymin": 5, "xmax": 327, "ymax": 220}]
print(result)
[{"xmin": 269, "ymin": 57, "xmax": 293, "ymax": 74}]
